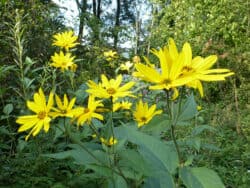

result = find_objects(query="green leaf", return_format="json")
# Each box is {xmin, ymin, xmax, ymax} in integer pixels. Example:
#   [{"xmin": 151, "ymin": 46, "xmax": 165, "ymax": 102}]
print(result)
[
  {"xmin": 115, "ymin": 126, "xmax": 178, "ymax": 174},
  {"xmin": 142, "ymin": 171, "xmax": 175, "ymax": 188},
  {"xmin": 0, "ymin": 126, "xmax": 10, "ymax": 135},
  {"xmin": 142, "ymin": 114, "xmax": 171, "ymax": 135},
  {"xmin": 179, "ymin": 167, "xmax": 225, "ymax": 188},
  {"xmin": 87, "ymin": 164, "xmax": 113, "ymax": 178},
  {"xmin": 23, "ymin": 77, "xmax": 35, "ymax": 89},
  {"xmin": 191, "ymin": 125, "xmax": 217, "ymax": 136},
  {"xmin": 43, "ymin": 143, "xmax": 108, "ymax": 166},
  {"xmin": 0, "ymin": 143, "xmax": 10, "ymax": 149},
  {"xmin": 184, "ymin": 137, "xmax": 201, "ymax": 151},
  {"xmin": 17, "ymin": 138, "xmax": 28, "ymax": 152},
  {"xmin": 24, "ymin": 56, "xmax": 35, "ymax": 65},
  {"xmin": 118, "ymin": 149, "xmax": 153, "ymax": 177},
  {"xmin": 201, "ymin": 143, "xmax": 220, "ymax": 151},
  {"xmin": 3, "ymin": 103, "xmax": 13, "ymax": 115},
  {"xmin": 177, "ymin": 94, "xmax": 197, "ymax": 122},
  {"xmin": 43, "ymin": 149, "xmax": 94, "ymax": 165},
  {"xmin": 105, "ymin": 174, "xmax": 128, "ymax": 188}
]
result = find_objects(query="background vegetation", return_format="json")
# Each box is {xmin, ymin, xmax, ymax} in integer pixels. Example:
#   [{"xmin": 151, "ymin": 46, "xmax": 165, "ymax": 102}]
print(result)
[{"xmin": 0, "ymin": 0, "xmax": 249, "ymax": 187}]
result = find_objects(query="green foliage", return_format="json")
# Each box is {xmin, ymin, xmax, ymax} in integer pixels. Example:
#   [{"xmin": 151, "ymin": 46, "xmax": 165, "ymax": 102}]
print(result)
[
  {"xmin": 0, "ymin": 0, "xmax": 248, "ymax": 187},
  {"xmin": 179, "ymin": 167, "xmax": 225, "ymax": 188},
  {"xmin": 149, "ymin": 0, "xmax": 249, "ymax": 102}
]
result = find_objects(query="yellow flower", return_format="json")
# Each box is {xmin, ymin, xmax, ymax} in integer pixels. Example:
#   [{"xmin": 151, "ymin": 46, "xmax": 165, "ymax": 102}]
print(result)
[
  {"xmin": 16, "ymin": 88, "xmax": 54, "ymax": 141},
  {"xmin": 133, "ymin": 38, "xmax": 194, "ymax": 98},
  {"xmin": 119, "ymin": 61, "xmax": 133, "ymax": 71},
  {"xmin": 133, "ymin": 100, "xmax": 162, "ymax": 127},
  {"xmin": 50, "ymin": 94, "xmax": 82, "ymax": 118},
  {"xmin": 104, "ymin": 50, "xmax": 117, "ymax": 61},
  {"xmin": 197, "ymin": 105, "xmax": 202, "ymax": 111},
  {"xmin": 86, "ymin": 74, "xmax": 135, "ymax": 102},
  {"xmin": 52, "ymin": 30, "xmax": 79, "ymax": 51},
  {"xmin": 74, "ymin": 95, "xmax": 104, "ymax": 126},
  {"xmin": 50, "ymin": 51, "xmax": 76, "ymax": 72},
  {"xmin": 113, "ymin": 101, "xmax": 132, "ymax": 112},
  {"xmin": 132, "ymin": 55, "xmax": 141, "ymax": 63},
  {"xmin": 100, "ymin": 136, "xmax": 118, "ymax": 146},
  {"xmin": 179, "ymin": 42, "xmax": 234, "ymax": 97}
]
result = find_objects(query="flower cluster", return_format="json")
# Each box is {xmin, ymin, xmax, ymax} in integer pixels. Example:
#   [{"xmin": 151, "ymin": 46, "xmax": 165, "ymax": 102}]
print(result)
[
  {"xmin": 133, "ymin": 38, "xmax": 234, "ymax": 97},
  {"xmin": 50, "ymin": 31, "xmax": 78, "ymax": 72},
  {"xmin": 16, "ymin": 38, "xmax": 234, "ymax": 142},
  {"xmin": 16, "ymin": 88, "xmax": 103, "ymax": 140}
]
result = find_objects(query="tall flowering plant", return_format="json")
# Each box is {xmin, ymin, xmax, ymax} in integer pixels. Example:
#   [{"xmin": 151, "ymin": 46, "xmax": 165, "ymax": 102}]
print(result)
[{"xmin": 16, "ymin": 34, "xmax": 234, "ymax": 187}]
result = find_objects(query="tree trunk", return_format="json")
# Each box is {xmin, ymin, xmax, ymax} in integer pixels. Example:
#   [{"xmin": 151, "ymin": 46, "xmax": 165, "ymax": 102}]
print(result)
[
  {"xmin": 93, "ymin": 0, "xmax": 96, "ymax": 16},
  {"xmin": 113, "ymin": 0, "xmax": 120, "ymax": 48},
  {"xmin": 97, "ymin": 0, "xmax": 101, "ymax": 19},
  {"xmin": 76, "ymin": 0, "xmax": 87, "ymax": 42},
  {"xmin": 134, "ymin": 9, "xmax": 141, "ymax": 55}
]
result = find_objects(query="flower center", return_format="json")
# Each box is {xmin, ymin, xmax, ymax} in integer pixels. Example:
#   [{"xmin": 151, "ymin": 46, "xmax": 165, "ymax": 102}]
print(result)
[
  {"xmin": 161, "ymin": 79, "xmax": 172, "ymax": 85},
  {"xmin": 140, "ymin": 116, "xmax": 147, "ymax": 122},
  {"xmin": 84, "ymin": 108, "xmax": 90, "ymax": 113},
  {"xmin": 61, "ymin": 110, "xmax": 67, "ymax": 114},
  {"xmin": 107, "ymin": 88, "xmax": 116, "ymax": 95},
  {"xmin": 182, "ymin": 66, "xmax": 194, "ymax": 73},
  {"xmin": 62, "ymin": 61, "xmax": 68, "ymax": 66},
  {"xmin": 38, "ymin": 111, "xmax": 46, "ymax": 119}
]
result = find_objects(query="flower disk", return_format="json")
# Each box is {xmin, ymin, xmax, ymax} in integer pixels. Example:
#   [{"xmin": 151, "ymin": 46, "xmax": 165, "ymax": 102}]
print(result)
[
  {"xmin": 16, "ymin": 88, "xmax": 54, "ymax": 140},
  {"xmin": 133, "ymin": 100, "xmax": 162, "ymax": 127},
  {"xmin": 86, "ymin": 74, "xmax": 135, "ymax": 102},
  {"xmin": 52, "ymin": 30, "xmax": 79, "ymax": 51}
]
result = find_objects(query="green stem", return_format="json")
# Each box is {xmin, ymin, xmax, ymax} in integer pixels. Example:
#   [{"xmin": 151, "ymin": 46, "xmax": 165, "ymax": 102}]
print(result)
[
  {"xmin": 63, "ymin": 120, "xmax": 127, "ymax": 180},
  {"xmin": 63, "ymin": 117, "xmax": 70, "ymax": 144},
  {"xmin": 109, "ymin": 97, "xmax": 129, "ymax": 185},
  {"xmin": 110, "ymin": 98, "xmax": 115, "ymax": 154},
  {"xmin": 165, "ymin": 89, "xmax": 183, "ymax": 165},
  {"xmin": 109, "ymin": 97, "xmax": 116, "ymax": 186},
  {"xmin": 89, "ymin": 123, "xmax": 100, "ymax": 137},
  {"xmin": 171, "ymin": 124, "xmax": 182, "ymax": 164}
]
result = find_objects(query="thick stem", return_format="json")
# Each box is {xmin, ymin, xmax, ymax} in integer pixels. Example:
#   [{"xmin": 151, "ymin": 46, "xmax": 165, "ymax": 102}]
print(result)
[
  {"xmin": 89, "ymin": 123, "xmax": 100, "ymax": 138},
  {"xmin": 171, "ymin": 124, "xmax": 182, "ymax": 164},
  {"xmin": 109, "ymin": 97, "xmax": 129, "ymax": 185},
  {"xmin": 64, "ymin": 121, "xmax": 127, "ymax": 180},
  {"xmin": 110, "ymin": 97, "xmax": 116, "ymax": 154},
  {"xmin": 165, "ymin": 89, "xmax": 183, "ymax": 165}
]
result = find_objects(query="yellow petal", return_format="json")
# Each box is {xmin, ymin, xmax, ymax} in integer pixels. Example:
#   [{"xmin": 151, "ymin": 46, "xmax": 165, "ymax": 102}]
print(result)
[
  {"xmin": 197, "ymin": 55, "xmax": 217, "ymax": 71},
  {"xmin": 182, "ymin": 42, "xmax": 192, "ymax": 66},
  {"xmin": 43, "ymin": 117, "xmax": 51, "ymax": 132},
  {"xmin": 55, "ymin": 95, "xmax": 64, "ymax": 109},
  {"xmin": 168, "ymin": 38, "xmax": 179, "ymax": 61},
  {"xmin": 17, "ymin": 117, "xmax": 39, "ymax": 132},
  {"xmin": 27, "ymin": 101, "xmax": 41, "ymax": 113}
]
